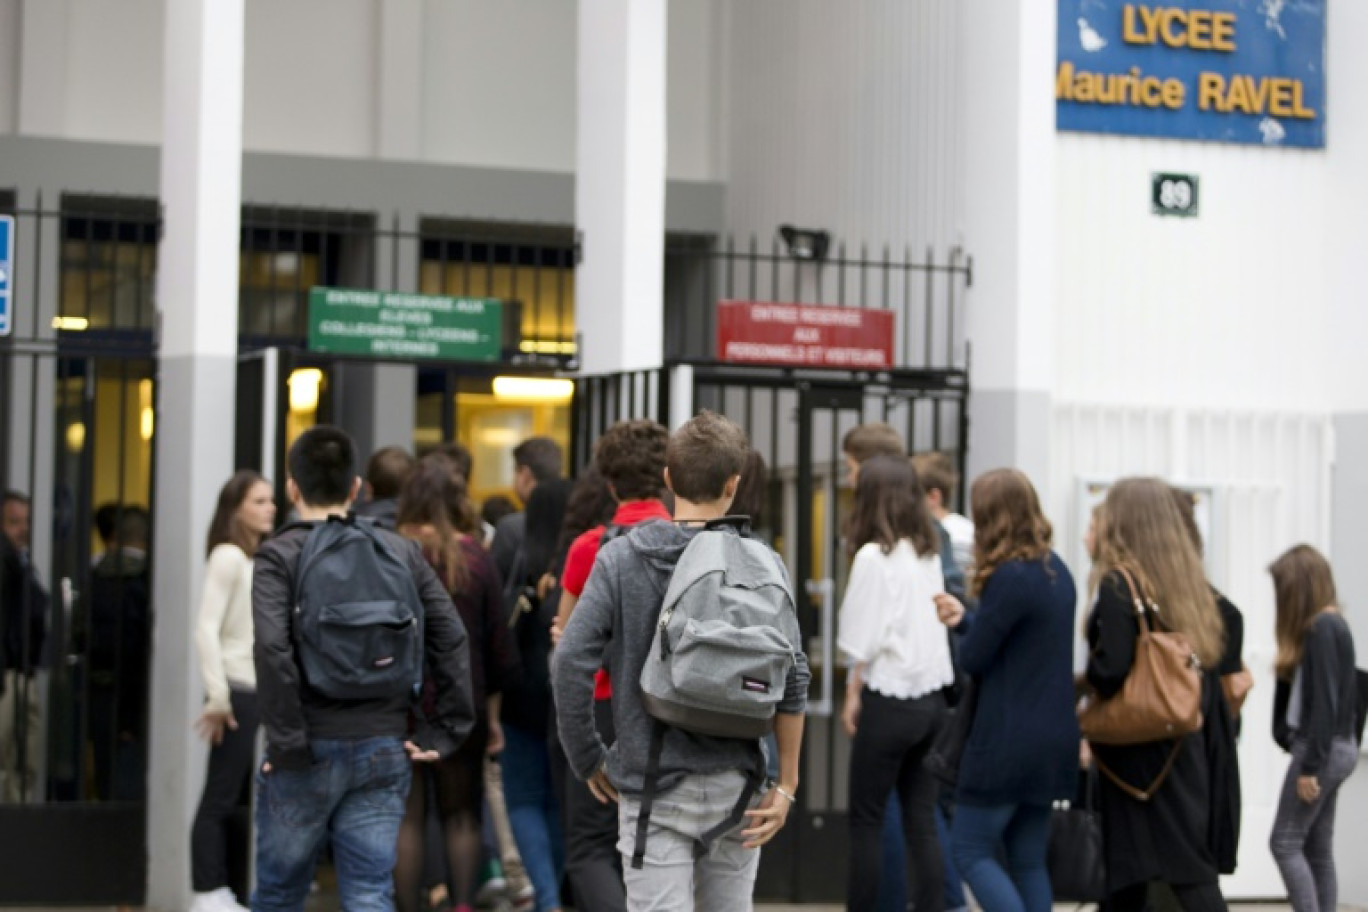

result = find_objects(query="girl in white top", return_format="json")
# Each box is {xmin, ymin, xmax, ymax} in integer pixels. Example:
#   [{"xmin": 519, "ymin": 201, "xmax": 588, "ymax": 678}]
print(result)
[
  {"xmin": 189, "ymin": 471, "xmax": 275, "ymax": 912},
  {"xmin": 838, "ymin": 455, "xmax": 954, "ymax": 912}
]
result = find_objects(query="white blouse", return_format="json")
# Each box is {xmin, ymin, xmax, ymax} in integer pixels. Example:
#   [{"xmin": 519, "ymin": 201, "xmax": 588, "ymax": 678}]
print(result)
[{"xmin": 837, "ymin": 540, "xmax": 954, "ymax": 700}]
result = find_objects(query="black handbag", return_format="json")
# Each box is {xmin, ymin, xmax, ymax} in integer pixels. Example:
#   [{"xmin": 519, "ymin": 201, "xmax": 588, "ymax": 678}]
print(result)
[
  {"xmin": 1048, "ymin": 767, "xmax": 1107, "ymax": 903},
  {"xmin": 923, "ymin": 677, "xmax": 978, "ymax": 789}
]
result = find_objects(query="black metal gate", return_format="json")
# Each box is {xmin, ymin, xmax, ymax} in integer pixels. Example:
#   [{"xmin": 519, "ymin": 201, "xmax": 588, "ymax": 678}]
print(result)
[
  {"xmin": 1, "ymin": 201, "xmax": 158, "ymax": 904},
  {"xmin": 571, "ymin": 240, "xmax": 972, "ymax": 903}
]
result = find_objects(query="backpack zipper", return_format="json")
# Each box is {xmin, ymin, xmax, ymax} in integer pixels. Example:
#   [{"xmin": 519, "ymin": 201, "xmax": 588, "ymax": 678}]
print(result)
[{"xmin": 658, "ymin": 606, "xmax": 674, "ymax": 660}]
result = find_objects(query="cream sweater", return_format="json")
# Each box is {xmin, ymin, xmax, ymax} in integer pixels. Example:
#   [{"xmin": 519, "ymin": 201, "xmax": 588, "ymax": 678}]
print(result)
[{"xmin": 195, "ymin": 543, "xmax": 256, "ymax": 712}]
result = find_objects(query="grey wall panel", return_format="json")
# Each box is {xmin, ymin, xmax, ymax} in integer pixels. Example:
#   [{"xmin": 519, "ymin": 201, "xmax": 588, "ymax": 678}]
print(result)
[{"xmin": 0, "ymin": 135, "xmax": 725, "ymax": 235}]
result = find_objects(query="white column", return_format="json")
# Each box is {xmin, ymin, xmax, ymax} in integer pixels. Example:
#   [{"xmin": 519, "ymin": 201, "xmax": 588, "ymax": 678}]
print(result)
[
  {"xmin": 147, "ymin": 0, "xmax": 245, "ymax": 908},
  {"xmin": 960, "ymin": 0, "xmax": 1057, "ymax": 498},
  {"xmin": 574, "ymin": 0, "xmax": 667, "ymax": 376},
  {"xmin": 375, "ymin": 0, "xmax": 423, "ymax": 160}
]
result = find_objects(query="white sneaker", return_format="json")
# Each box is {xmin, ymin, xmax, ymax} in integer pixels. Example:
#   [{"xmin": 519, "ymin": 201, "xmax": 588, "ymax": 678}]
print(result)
[{"xmin": 190, "ymin": 886, "xmax": 248, "ymax": 912}]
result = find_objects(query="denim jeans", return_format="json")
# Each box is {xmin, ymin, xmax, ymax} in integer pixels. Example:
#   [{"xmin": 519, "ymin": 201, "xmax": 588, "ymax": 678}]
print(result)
[
  {"xmin": 616, "ymin": 769, "xmax": 764, "ymax": 912},
  {"xmin": 877, "ymin": 795, "xmax": 966, "ymax": 912},
  {"xmin": 950, "ymin": 802, "xmax": 1052, "ymax": 912},
  {"xmin": 251, "ymin": 737, "xmax": 412, "ymax": 912},
  {"xmin": 503, "ymin": 721, "xmax": 566, "ymax": 912},
  {"xmin": 1270, "ymin": 737, "xmax": 1359, "ymax": 912}
]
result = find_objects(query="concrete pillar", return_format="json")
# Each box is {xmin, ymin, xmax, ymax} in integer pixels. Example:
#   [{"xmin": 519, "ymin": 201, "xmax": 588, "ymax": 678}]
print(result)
[
  {"xmin": 146, "ymin": 0, "xmax": 245, "ymax": 907},
  {"xmin": 960, "ymin": 0, "xmax": 1057, "ymax": 499},
  {"xmin": 574, "ymin": 0, "xmax": 667, "ymax": 376}
]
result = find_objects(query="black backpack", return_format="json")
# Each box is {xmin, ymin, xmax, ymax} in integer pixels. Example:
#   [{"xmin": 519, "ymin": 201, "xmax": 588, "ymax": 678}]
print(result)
[{"xmin": 292, "ymin": 515, "xmax": 425, "ymax": 701}]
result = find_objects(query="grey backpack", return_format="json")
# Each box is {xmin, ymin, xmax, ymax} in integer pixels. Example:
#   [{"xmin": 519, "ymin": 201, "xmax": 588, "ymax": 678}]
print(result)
[
  {"xmin": 640, "ymin": 519, "xmax": 798, "ymax": 739},
  {"xmin": 292, "ymin": 515, "xmax": 425, "ymax": 702}
]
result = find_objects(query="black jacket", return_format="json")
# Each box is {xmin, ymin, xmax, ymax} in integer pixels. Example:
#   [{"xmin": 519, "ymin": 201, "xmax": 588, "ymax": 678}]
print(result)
[
  {"xmin": 0, "ymin": 536, "xmax": 48, "ymax": 675},
  {"xmin": 252, "ymin": 521, "xmax": 476, "ymax": 770}
]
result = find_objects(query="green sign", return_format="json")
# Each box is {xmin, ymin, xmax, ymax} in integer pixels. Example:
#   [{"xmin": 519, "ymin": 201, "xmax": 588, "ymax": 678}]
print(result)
[{"xmin": 307, "ymin": 287, "xmax": 502, "ymax": 361}]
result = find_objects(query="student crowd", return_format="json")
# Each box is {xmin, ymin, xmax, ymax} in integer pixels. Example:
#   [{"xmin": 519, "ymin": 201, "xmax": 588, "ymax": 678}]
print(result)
[{"xmin": 9, "ymin": 411, "xmax": 1355, "ymax": 912}]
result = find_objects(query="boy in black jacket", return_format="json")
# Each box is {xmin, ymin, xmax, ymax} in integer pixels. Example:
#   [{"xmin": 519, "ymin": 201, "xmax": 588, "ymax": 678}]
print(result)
[{"xmin": 251, "ymin": 426, "xmax": 475, "ymax": 912}]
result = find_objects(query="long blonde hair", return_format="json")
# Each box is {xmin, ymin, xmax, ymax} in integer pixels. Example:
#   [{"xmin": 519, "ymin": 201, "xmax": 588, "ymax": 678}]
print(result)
[
  {"xmin": 1269, "ymin": 544, "xmax": 1339, "ymax": 681},
  {"xmin": 1091, "ymin": 477, "xmax": 1224, "ymax": 668}
]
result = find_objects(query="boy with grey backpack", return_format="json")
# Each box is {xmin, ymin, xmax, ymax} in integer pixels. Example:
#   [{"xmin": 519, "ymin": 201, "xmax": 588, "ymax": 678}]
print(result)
[{"xmin": 553, "ymin": 411, "xmax": 810, "ymax": 911}]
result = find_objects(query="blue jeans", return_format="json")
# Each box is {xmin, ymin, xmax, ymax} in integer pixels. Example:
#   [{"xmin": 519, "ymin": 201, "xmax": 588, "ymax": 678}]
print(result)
[
  {"xmin": 877, "ymin": 795, "xmax": 966, "ymax": 912},
  {"xmin": 951, "ymin": 802, "xmax": 1052, "ymax": 912},
  {"xmin": 502, "ymin": 722, "xmax": 565, "ymax": 912},
  {"xmin": 252, "ymin": 737, "xmax": 412, "ymax": 912}
]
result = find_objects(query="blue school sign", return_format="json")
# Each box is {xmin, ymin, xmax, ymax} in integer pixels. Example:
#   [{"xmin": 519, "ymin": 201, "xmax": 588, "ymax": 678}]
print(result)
[
  {"xmin": 0, "ymin": 215, "xmax": 12, "ymax": 336},
  {"xmin": 1057, "ymin": 1, "xmax": 1326, "ymax": 148}
]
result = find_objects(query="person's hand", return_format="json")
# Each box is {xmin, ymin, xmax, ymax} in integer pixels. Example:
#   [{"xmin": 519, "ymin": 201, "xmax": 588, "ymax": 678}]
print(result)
[
  {"xmin": 550, "ymin": 618, "xmax": 565, "ymax": 648},
  {"xmin": 1297, "ymin": 775, "xmax": 1321, "ymax": 803},
  {"xmin": 405, "ymin": 740, "xmax": 441, "ymax": 764},
  {"xmin": 261, "ymin": 761, "xmax": 272, "ymax": 775},
  {"xmin": 486, "ymin": 720, "xmax": 506, "ymax": 757},
  {"xmin": 587, "ymin": 767, "xmax": 619, "ymax": 804},
  {"xmin": 841, "ymin": 689, "xmax": 861, "ymax": 738},
  {"xmin": 934, "ymin": 593, "xmax": 965, "ymax": 628},
  {"xmin": 742, "ymin": 786, "xmax": 793, "ymax": 848},
  {"xmin": 194, "ymin": 709, "xmax": 237, "ymax": 745},
  {"xmin": 537, "ymin": 573, "xmax": 557, "ymax": 601}
]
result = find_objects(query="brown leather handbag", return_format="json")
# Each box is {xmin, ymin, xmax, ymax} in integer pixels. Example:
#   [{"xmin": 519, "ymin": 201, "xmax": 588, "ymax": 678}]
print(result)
[{"xmin": 1079, "ymin": 568, "xmax": 1204, "ymax": 746}]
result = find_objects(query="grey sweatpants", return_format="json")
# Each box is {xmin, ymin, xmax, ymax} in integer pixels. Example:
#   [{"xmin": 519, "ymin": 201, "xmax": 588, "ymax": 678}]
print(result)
[
  {"xmin": 616, "ymin": 769, "xmax": 765, "ymax": 912},
  {"xmin": 1269, "ymin": 737, "xmax": 1359, "ymax": 912}
]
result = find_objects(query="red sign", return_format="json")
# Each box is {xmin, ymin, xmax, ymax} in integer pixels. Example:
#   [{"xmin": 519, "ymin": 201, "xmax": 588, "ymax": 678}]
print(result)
[{"xmin": 717, "ymin": 300, "xmax": 894, "ymax": 369}]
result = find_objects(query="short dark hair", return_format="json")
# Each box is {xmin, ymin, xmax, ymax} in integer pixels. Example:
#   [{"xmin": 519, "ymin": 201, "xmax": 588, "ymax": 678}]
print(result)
[
  {"xmin": 288, "ymin": 426, "xmax": 358, "ymax": 506},
  {"xmin": 434, "ymin": 442, "xmax": 473, "ymax": 481},
  {"xmin": 480, "ymin": 495, "xmax": 518, "ymax": 529},
  {"xmin": 2, "ymin": 490, "xmax": 29, "ymax": 510},
  {"xmin": 911, "ymin": 451, "xmax": 960, "ymax": 501},
  {"xmin": 115, "ymin": 506, "xmax": 150, "ymax": 548},
  {"xmin": 513, "ymin": 436, "xmax": 563, "ymax": 483},
  {"xmin": 667, "ymin": 411, "xmax": 749, "ymax": 503},
  {"xmin": 95, "ymin": 503, "xmax": 121, "ymax": 544},
  {"xmin": 366, "ymin": 446, "xmax": 416, "ymax": 500},
  {"xmin": 595, "ymin": 419, "xmax": 669, "ymax": 501},
  {"xmin": 842, "ymin": 423, "xmax": 905, "ymax": 464}
]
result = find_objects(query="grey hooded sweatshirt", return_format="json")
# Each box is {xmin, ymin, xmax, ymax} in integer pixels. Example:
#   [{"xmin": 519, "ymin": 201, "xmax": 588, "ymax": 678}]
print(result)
[{"xmin": 553, "ymin": 519, "xmax": 810, "ymax": 796}]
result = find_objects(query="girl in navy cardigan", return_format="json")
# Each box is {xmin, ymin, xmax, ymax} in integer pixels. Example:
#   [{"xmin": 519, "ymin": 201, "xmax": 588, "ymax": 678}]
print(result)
[{"xmin": 934, "ymin": 468, "xmax": 1079, "ymax": 912}]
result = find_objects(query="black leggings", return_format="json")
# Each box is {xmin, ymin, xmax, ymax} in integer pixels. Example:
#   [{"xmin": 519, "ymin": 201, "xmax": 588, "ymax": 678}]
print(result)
[
  {"xmin": 395, "ymin": 724, "xmax": 487, "ymax": 912},
  {"xmin": 1108, "ymin": 881, "xmax": 1228, "ymax": 912},
  {"xmin": 846, "ymin": 687, "xmax": 947, "ymax": 912},
  {"xmin": 190, "ymin": 690, "xmax": 260, "ymax": 894}
]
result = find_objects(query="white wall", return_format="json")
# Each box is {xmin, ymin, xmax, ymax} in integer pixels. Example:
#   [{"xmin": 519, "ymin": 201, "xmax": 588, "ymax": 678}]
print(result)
[
  {"xmin": 722, "ymin": 0, "xmax": 964, "ymax": 250},
  {"xmin": 2, "ymin": 0, "xmax": 725, "ymax": 181},
  {"xmin": 243, "ymin": 0, "xmax": 376, "ymax": 158},
  {"xmin": 65, "ymin": 0, "xmax": 164, "ymax": 145},
  {"xmin": 1055, "ymin": 135, "xmax": 1327, "ymax": 410}
]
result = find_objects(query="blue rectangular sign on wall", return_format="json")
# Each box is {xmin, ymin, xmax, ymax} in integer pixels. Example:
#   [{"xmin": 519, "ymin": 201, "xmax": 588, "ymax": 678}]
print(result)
[
  {"xmin": 0, "ymin": 215, "xmax": 12, "ymax": 336},
  {"xmin": 1057, "ymin": 1, "xmax": 1325, "ymax": 148}
]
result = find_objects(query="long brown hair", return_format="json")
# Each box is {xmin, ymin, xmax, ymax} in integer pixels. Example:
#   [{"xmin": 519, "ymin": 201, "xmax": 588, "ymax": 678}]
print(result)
[
  {"xmin": 396, "ymin": 461, "xmax": 469, "ymax": 591},
  {"xmin": 1270, "ymin": 544, "xmax": 1339, "ymax": 680},
  {"xmin": 968, "ymin": 468, "xmax": 1053, "ymax": 597},
  {"xmin": 206, "ymin": 470, "xmax": 270, "ymax": 558},
  {"xmin": 844, "ymin": 455, "xmax": 938, "ymax": 557},
  {"xmin": 1091, "ymin": 477, "xmax": 1224, "ymax": 668}
]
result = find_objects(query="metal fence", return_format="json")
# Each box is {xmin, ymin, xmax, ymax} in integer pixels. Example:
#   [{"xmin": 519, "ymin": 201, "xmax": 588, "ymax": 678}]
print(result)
[{"xmin": 664, "ymin": 235, "xmax": 972, "ymax": 372}]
